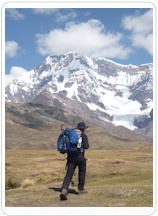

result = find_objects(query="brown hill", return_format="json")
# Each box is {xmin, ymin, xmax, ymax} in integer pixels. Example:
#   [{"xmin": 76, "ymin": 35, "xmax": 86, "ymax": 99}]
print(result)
[{"xmin": 5, "ymin": 102, "xmax": 152, "ymax": 150}]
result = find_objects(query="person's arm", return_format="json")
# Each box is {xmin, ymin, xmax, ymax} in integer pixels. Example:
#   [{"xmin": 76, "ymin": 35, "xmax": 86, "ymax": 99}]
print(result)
[{"xmin": 82, "ymin": 133, "xmax": 89, "ymax": 149}]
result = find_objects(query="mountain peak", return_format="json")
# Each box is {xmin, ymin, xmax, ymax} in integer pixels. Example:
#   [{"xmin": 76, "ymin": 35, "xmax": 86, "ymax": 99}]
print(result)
[{"xmin": 5, "ymin": 53, "xmax": 153, "ymax": 135}]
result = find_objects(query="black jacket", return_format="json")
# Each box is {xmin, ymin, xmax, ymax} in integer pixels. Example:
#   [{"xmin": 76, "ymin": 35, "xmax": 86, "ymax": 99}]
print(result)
[{"xmin": 81, "ymin": 132, "xmax": 89, "ymax": 150}]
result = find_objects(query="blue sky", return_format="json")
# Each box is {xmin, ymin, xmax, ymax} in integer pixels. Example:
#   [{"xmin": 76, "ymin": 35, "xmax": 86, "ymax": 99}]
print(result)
[{"xmin": 5, "ymin": 8, "xmax": 153, "ymax": 85}]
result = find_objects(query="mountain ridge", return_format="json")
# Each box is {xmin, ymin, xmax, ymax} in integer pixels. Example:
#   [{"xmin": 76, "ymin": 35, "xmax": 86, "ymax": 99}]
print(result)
[{"xmin": 5, "ymin": 52, "xmax": 153, "ymax": 137}]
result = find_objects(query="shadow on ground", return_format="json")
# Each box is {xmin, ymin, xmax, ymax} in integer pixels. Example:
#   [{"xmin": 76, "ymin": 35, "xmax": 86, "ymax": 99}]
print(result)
[{"xmin": 49, "ymin": 187, "xmax": 78, "ymax": 195}]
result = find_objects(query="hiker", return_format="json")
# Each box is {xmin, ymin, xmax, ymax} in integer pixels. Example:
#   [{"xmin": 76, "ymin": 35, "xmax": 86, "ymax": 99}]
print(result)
[{"xmin": 60, "ymin": 122, "xmax": 89, "ymax": 200}]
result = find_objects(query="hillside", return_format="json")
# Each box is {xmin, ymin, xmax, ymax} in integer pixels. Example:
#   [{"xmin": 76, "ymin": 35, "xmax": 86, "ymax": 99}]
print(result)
[
  {"xmin": 5, "ymin": 102, "xmax": 152, "ymax": 150},
  {"xmin": 5, "ymin": 52, "xmax": 153, "ymax": 136}
]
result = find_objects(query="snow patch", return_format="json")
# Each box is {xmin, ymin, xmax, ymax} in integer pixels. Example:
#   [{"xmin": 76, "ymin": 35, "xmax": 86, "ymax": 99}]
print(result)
[
  {"xmin": 86, "ymin": 103, "xmax": 106, "ymax": 113},
  {"xmin": 49, "ymin": 88, "xmax": 55, "ymax": 94}
]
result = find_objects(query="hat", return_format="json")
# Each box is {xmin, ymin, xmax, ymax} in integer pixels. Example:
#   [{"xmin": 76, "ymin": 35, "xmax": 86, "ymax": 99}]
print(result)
[{"xmin": 77, "ymin": 122, "xmax": 88, "ymax": 129}]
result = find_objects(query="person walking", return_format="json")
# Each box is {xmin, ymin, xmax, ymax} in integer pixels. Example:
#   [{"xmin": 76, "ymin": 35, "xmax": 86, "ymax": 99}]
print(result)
[{"xmin": 60, "ymin": 122, "xmax": 89, "ymax": 200}]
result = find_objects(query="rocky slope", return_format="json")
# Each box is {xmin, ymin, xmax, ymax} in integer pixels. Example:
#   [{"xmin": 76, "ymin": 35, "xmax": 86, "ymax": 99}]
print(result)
[
  {"xmin": 5, "ymin": 52, "xmax": 153, "ymax": 137},
  {"xmin": 5, "ymin": 102, "xmax": 152, "ymax": 150}
]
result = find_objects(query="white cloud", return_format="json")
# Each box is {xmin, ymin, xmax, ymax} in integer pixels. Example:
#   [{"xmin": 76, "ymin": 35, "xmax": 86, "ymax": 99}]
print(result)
[
  {"xmin": 32, "ymin": 8, "xmax": 77, "ymax": 23},
  {"xmin": 35, "ymin": 19, "xmax": 132, "ymax": 59},
  {"xmin": 55, "ymin": 10, "xmax": 77, "ymax": 22},
  {"xmin": 5, "ymin": 8, "xmax": 25, "ymax": 20},
  {"xmin": 32, "ymin": 8, "xmax": 59, "ymax": 15},
  {"xmin": 5, "ymin": 66, "xmax": 28, "ymax": 86},
  {"xmin": 5, "ymin": 41, "xmax": 20, "ymax": 58},
  {"xmin": 122, "ymin": 9, "xmax": 153, "ymax": 55}
]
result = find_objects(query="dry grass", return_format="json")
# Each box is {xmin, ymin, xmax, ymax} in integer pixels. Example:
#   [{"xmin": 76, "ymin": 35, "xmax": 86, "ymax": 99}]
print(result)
[
  {"xmin": 5, "ymin": 177, "xmax": 21, "ymax": 189},
  {"xmin": 5, "ymin": 149, "xmax": 153, "ymax": 207},
  {"xmin": 21, "ymin": 178, "xmax": 34, "ymax": 188}
]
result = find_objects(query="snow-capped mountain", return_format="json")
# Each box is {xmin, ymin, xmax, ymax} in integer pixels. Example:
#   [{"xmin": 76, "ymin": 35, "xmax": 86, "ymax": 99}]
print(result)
[{"xmin": 5, "ymin": 52, "xmax": 153, "ymax": 135}]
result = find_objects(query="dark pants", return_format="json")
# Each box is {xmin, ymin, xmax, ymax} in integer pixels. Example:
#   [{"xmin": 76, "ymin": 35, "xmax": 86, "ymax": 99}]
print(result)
[{"xmin": 62, "ymin": 153, "xmax": 86, "ymax": 191}]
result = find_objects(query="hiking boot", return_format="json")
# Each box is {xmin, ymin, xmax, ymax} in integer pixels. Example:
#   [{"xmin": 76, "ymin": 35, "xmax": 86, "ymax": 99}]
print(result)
[
  {"xmin": 60, "ymin": 189, "xmax": 68, "ymax": 200},
  {"xmin": 78, "ymin": 189, "xmax": 88, "ymax": 195}
]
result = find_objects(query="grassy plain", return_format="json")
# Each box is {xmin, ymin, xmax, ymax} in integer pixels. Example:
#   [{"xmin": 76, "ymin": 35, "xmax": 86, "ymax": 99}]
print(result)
[{"xmin": 5, "ymin": 148, "xmax": 153, "ymax": 207}]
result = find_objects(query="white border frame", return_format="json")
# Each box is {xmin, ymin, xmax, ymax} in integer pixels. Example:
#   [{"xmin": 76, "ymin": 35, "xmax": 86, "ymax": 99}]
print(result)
[{"xmin": 1, "ymin": 1, "xmax": 157, "ymax": 215}]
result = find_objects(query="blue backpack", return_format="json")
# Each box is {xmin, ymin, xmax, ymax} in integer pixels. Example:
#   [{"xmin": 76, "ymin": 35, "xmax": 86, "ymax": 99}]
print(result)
[{"xmin": 57, "ymin": 128, "xmax": 80, "ymax": 154}]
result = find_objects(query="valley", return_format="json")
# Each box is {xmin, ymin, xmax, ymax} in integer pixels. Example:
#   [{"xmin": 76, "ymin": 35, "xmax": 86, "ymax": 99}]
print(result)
[
  {"xmin": 5, "ymin": 148, "xmax": 153, "ymax": 208},
  {"xmin": 4, "ymin": 52, "xmax": 154, "ymax": 211}
]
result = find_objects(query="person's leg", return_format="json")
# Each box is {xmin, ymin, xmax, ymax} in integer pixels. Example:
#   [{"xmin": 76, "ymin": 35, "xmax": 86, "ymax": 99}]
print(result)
[
  {"xmin": 60, "ymin": 162, "xmax": 76, "ymax": 200},
  {"xmin": 62, "ymin": 162, "xmax": 76, "ymax": 191},
  {"xmin": 78, "ymin": 158, "xmax": 86, "ymax": 191}
]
